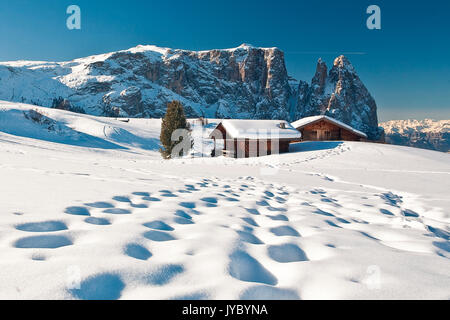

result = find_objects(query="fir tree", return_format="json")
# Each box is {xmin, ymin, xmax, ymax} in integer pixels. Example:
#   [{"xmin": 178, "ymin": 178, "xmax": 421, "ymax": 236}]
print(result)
[{"xmin": 160, "ymin": 101, "xmax": 191, "ymax": 159}]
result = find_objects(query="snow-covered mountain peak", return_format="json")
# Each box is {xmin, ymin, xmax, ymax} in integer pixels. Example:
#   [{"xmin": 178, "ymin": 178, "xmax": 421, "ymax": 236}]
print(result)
[
  {"xmin": 332, "ymin": 55, "xmax": 355, "ymax": 73},
  {"xmin": 382, "ymin": 119, "xmax": 450, "ymax": 134},
  {"xmin": 381, "ymin": 119, "xmax": 450, "ymax": 152},
  {"xmin": 237, "ymin": 43, "xmax": 255, "ymax": 49},
  {"xmin": 293, "ymin": 55, "xmax": 381, "ymax": 140},
  {"xmin": 0, "ymin": 44, "xmax": 380, "ymax": 139}
]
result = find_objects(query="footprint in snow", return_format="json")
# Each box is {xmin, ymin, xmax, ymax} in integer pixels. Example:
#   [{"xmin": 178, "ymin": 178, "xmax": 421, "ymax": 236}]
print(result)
[
  {"xmin": 65, "ymin": 206, "xmax": 90, "ymax": 216},
  {"xmin": 240, "ymin": 285, "xmax": 299, "ymax": 300},
  {"xmin": 256, "ymin": 200, "xmax": 270, "ymax": 207},
  {"xmin": 380, "ymin": 209, "xmax": 395, "ymax": 216},
  {"xmin": 144, "ymin": 231, "xmax": 176, "ymax": 242},
  {"xmin": 112, "ymin": 196, "xmax": 132, "ymax": 203},
  {"xmin": 242, "ymin": 217, "xmax": 259, "ymax": 227},
  {"xmin": 380, "ymin": 192, "xmax": 403, "ymax": 207},
  {"xmin": 124, "ymin": 243, "xmax": 152, "ymax": 261},
  {"xmin": 267, "ymin": 214, "xmax": 289, "ymax": 221},
  {"xmin": 224, "ymin": 197, "xmax": 239, "ymax": 202},
  {"xmin": 245, "ymin": 208, "xmax": 260, "ymax": 215},
  {"xmin": 264, "ymin": 191, "xmax": 275, "ymax": 198},
  {"xmin": 179, "ymin": 202, "xmax": 196, "ymax": 209},
  {"xmin": 69, "ymin": 273, "xmax": 125, "ymax": 300},
  {"xmin": 433, "ymin": 241, "xmax": 450, "ymax": 253},
  {"xmin": 14, "ymin": 235, "xmax": 73, "ymax": 249},
  {"xmin": 275, "ymin": 196, "xmax": 287, "ymax": 203},
  {"xmin": 427, "ymin": 226, "xmax": 450, "ymax": 241},
  {"xmin": 185, "ymin": 184, "xmax": 199, "ymax": 191},
  {"xmin": 200, "ymin": 197, "xmax": 218, "ymax": 207},
  {"xmin": 132, "ymin": 192, "xmax": 150, "ymax": 197},
  {"xmin": 267, "ymin": 207, "xmax": 287, "ymax": 213},
  {"xmin": 228, "ymin": 250, "xmax": 277, "ymax": 286},
  {"xmin": 84, "ymin": 217, "xmax": 111, "ymax": 226},
  {"xmin": 402, "ymin": 209, "xmax": 419, "ymax": 218},
  {"xmin": 174, "ymin": 217, "xmax": 195, "ymax": 225},
  {"xmin": 270, "ymin": 226, "xmax": 300, "ymax": 237},
  {"xmin": 103, "ymin": 208, "xmax": 132, "ymax": 215},
  {"xmin": 15, "ymin": 220, "xmax": 68, "ymax": 232},
  {"xmin": 142, "ymin": 196, "xmax": 161, "ymax": 202},
  {"xmin": 170, "ymin": 292, "xmax": 209, "ymax": 300},
  {"xmin": 145, "ymin": 264, "xmax": 184, "ymax": 286},
  {"xmin": 160, "ymin": 192, "xmax": 178, "ymax": 198},
  {"xmin": 130, "ymin": 203, "xmax": 148, "ymax": 209},
  {"xmin": 237, "ymin": 230, "xmax": 264, "ymax": 245},
  {"xmin": 84, "ymin": 202, "xmax": 114, "ymax": 209},
  {"xmin": 335, "ymin": 217, "xmax": 350, "ymax": 224},
  {"xmin": 313, "ymin": 209, "xmax": 334, "ymax": 217},
  {"xmin": 174, "ymin": 210, "xmax": 192, "ymax": 220},
  {"xmin": 144, "ymin": 220, "xmax": 174, "ymax": 231},
  {"xmin": 31, "ymin": 253, "xmax": 47, "ymax": 261},
  {"xmin": 324, "ymin": 220, "xmax": 341, "ymax": 228},
  {"xmin": 200, "ymin": 197, "xmax": 218, "ymax": 204}
]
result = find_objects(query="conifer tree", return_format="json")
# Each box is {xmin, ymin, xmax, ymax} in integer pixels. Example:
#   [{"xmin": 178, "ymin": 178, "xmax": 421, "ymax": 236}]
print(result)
[{"xmin": 160, "ymin": 100, "xmax": 191, "ymax": 159}]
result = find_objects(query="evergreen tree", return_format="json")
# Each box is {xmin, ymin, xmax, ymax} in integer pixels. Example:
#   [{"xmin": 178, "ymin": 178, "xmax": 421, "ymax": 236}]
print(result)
[{"xmin": 160, "ymin": 101, "xmax": 191, "ymax": 159}]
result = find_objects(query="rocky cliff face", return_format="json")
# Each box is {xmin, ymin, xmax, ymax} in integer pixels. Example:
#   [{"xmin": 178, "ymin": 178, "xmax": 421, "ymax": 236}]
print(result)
[
  {"xmin": 291, "ymin": 56, "xmax": 381, "ymax": 140},
  {"xmin": 0, "ymin": 44, "xmax": 382, "ymax": 139},
  {"xmin": 381, "ymin": 119, "xmax": 450, "ymax": 152}
]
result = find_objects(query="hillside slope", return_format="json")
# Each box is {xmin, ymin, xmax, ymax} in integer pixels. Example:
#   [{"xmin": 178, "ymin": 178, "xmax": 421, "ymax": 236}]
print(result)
[{"xmin": 0, "ymin": 102, "xmax": 448, "ymax": 300}]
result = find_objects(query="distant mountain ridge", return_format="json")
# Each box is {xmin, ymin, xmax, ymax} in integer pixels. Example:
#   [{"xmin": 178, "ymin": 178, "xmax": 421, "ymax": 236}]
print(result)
[
  {"xmin": 0, "ymin": 44, "xmax": 382, "ymax": 140},
  {"xmin": 381, "ymin": 119, "xmax": 450, "ymax": 152}
]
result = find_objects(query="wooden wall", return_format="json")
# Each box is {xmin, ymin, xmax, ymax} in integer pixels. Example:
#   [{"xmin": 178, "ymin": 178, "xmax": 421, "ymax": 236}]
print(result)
[
  {"xmin": 233, "ymin": 139, "xmax": 290, "ymax": 158},
  {"xmin": 300, "ymin": 120, "xmax": 362, "ymax": 141},
  {"xmin": 211, "ymin": 125, "xmax": 293, "ymax": 158}
]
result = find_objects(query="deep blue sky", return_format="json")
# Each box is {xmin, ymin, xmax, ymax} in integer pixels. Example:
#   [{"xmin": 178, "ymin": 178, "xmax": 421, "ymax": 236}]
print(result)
[{"xmin": 0, "ymin": 0, "xmax": 449, "ymax": 121}]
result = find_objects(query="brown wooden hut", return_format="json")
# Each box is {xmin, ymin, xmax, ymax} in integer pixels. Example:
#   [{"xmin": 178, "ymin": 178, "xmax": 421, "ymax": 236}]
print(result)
[
  {"xmin": 209, "ymin": 120, "xmax": 302, "ymax": 158},
  {"xmin": 291, "ymin": 115, "xmax": 367, "ymax": 141}
]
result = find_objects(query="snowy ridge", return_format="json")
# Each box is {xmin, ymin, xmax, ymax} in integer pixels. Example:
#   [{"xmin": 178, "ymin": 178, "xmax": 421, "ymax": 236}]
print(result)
[
  {"xmin": 382, "ymin": 119, "xmax": 450, "ymax": 134},
  {"xmin": 0, "ymin": 44, "xmax": 381, "ymax": 139},
  {"xmin": 0, "ymin": 43, "xmax": 291, "ymax": 120},
  {"xmin": 381, "ymin": 119, "xmax": 450, "ymax": 153},
  {"xmin": 0, "ymin": 102, "xmax": 449, "ymax": 300},
  {"xmin": 0, "ymin": 101, "xmax": 161, "ymax": 151}
]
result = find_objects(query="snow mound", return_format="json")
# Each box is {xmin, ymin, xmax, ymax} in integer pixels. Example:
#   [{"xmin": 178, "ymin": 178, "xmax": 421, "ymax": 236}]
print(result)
[{"xmin": 0, "ymin": 101, "xmax": 160, "ymax": 151}]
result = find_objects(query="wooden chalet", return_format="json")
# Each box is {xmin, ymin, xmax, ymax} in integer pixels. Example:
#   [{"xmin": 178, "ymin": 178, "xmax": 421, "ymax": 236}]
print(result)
[
  {"xmin": 209, "ymin": 120, "xmax": 302, "ymax": 158},
  {"xmin": 291, "ymin": 115, "xmax": 367, "ymax": 141}
]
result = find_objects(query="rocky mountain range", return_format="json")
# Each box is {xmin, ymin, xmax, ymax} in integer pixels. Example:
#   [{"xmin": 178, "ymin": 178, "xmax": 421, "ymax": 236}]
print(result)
[
  {"xmin": 292, "ymin": 56, "xmax": 382, "ymax": 140},
  {"xmin": 0, "ymin": 44, "xmax": 382, "ymax": 140},
  {"xmin": 381, "ymin": 119, "xmax": 450, "ymax": 153}
]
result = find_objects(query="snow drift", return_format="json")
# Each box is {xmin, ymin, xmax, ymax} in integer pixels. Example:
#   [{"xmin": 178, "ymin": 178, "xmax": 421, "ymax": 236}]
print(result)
[{"xmin": 0, "ymin": 101, "xmax": 448, "ymax": 300}]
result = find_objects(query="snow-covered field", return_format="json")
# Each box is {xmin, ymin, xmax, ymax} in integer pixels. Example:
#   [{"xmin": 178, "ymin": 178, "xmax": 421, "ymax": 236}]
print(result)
[{"xmin": 0, "ymin": 101, "xmax": 449, "ymax": 300}]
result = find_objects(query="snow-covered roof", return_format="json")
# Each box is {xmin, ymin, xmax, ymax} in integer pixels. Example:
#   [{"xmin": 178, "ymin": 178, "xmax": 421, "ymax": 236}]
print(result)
[
  {"xmin": 209, "ymin": 120, "xmax": 302, "ymax": 140},
  {"xmin": 291, "ymin": 115, "xmax": 367, "ymax": 138}
]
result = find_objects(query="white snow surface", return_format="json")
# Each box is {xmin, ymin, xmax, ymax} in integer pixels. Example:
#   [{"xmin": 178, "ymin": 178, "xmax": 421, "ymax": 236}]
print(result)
[
  {"xmin": 292, "ymin": 115, "xmax": 368, "ymax": 138},
  {"xmin": 212, "ymin": 120, "xmax": 302, "ymax": 140},
  {"xmin": 0, "ymin": 101, "xmax": 449, "ymax": 300}
]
